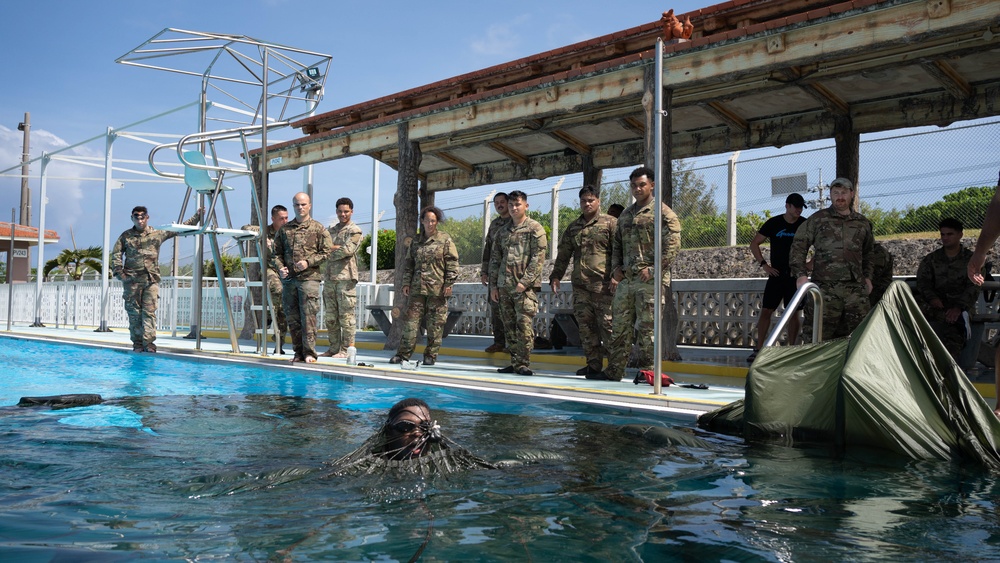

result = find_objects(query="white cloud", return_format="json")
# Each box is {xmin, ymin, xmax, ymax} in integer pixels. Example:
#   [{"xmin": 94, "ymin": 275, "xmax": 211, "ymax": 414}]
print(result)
[{"xmin": 470, "ymin": 18, "xmax": 528, "ymax": 58}]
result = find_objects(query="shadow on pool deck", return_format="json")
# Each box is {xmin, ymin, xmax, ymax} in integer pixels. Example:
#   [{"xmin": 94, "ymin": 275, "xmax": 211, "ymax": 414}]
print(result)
[{"xmin": 2, "ymin": 324, "xmax": 751, "ymax": 421}]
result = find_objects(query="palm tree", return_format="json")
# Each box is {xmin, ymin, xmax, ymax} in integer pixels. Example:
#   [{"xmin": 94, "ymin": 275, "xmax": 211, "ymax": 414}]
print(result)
[{"xmin": 43, "ymin": 246, "xmax": 103, "ymax": 280}]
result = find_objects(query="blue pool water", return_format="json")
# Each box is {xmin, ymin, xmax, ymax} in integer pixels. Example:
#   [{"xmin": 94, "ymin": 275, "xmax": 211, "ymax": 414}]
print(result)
[{"xmin": 2, "ymin": 335, "xmax": 999, "ymax": 561}]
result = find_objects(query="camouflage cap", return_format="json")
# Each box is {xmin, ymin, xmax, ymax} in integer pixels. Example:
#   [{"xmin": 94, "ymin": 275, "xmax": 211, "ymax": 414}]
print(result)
[{"xmin": 830, "ymin": 177, "xmax": 854, "ymax": 190}]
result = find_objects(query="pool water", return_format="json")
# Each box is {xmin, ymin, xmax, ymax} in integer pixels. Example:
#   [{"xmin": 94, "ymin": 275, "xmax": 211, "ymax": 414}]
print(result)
[{"xmin": 1, "ymin": 336, "xmax": 999, "ymax": 561}]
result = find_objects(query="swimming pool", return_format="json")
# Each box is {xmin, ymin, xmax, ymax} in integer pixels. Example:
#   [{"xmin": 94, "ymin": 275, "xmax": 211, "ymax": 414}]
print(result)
[{"xmin": 2, "ymin": 336, "xmax": 998, "ymax": 561}]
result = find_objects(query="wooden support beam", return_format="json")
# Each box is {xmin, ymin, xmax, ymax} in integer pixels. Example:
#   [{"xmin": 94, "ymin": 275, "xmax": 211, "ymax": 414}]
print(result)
[
  {"xmin": 618, "ymin": 116, "xmax": 646, "ymax": 137},
  {"xmin": 920, "ymin": 59, "xmax": 973, "ymax": 100},
  {"xmin": 432, "ymin": 151, "xmax": 475, "ymax": 174},
  {"xmin": 546, "ymin": 130, "xmax": 592, "ymax": 156},
  {"xmin": 703, "ymin": 101, "xmax": 750, "ymax": 132},
  {"xmin": 487, "ymin": 141, "xmax": 530, "ymax": 166},
  {"xmin": 799, "ymin": 82, "xmax": 850, "ymax": 116}
]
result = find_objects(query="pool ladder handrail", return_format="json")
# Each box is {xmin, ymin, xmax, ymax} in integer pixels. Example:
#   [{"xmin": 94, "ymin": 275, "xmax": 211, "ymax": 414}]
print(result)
[
  {"xmin": 147, "ymin": 123, "xmax": 288, "ymax": 354},
  {"xmin": 761, "ymin": 281, "xmax": 824, "ymax": 348}
]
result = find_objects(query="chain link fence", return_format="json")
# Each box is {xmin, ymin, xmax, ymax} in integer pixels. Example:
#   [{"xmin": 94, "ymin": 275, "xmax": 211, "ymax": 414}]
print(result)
[{"xmin": 357, "ymin": 119, "xmax": 1000, "ymax": 264}]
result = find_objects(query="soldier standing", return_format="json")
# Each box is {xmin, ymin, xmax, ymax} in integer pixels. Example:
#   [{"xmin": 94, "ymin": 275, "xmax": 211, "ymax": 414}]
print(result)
[
  {"xmin": 273, "ymin": 192, "xmax": 333, "ymax": 363},
  {"xmin": 916, "ymin": 218, "xmax": 980, "ymax": 361},
  {"xmin": 789, "ymin": 177, "xmax": 874, "ymax": 341},
  {"xmin": 481, "ymin": 192, "xmax": 511, "ymax": 353},
  {"xmin": 747, "ymin": 192, "xmax": 807, "ymax": 361},
  {"xmin": 264, "ymin": 205, "xmax": 289, "ymax": 354},
  {"xmin": 489, "ymin": 190, "xmax": 547, "ymax": 375},
  {"xmin": 321, "ymin": 197, "xmax": 363, "ymax": 358},
  {"xmin": 605, "ymin": 166, "xmax": 682, "ymax": 382},
  {"xmin": 390, "ymin": 206, "xmax": 460, "ymax": 366},
  {"xmin": 549, "ymin": 186, "xmax": 616, "ymax": 378},
  {"xmin": 112, "ymin": 205, "xmax": 202, "ymax": 353}
]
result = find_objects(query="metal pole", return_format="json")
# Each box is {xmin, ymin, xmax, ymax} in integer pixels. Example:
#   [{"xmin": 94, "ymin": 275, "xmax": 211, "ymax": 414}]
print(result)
[
  {"xmin": 726, "ymin": 151, "xmax": 740, "ymax": 246},
  {"xmin": 6, "ymin": 209, "xmax": 14, "ymax": 331},
  {"xmin": 97, "ymin": 127, "xmax": 115, "ymax": 332},
  {"xmin": 31, "ymin": 153, "xmax": 49, "ymax": 327},
  {"xmin": 369, "ymin": 158, "xmax": 380, "ymax": 312},
  {"xmin": 187, "ymin": 77, "xmax": 209, "ymax": 343},
  {"xmin": 19, "ymin": 113, "xmax": 31, "ymax": 226},
  {"xmin": 258, "ymin": 48, "xmax": 271, "ymax": 356},
  {"xmin": 303, "ymin": 88, "xmax": 318, "ymax": 202},
  {"xmin": 370, "ymin": 158, "xmax": 379, "ymax": 283},
  {"xmin": 652, "ymin": 39, "xmax": 665, "ymax": 395},
  {"xmin": 550, "ymin": 180, "xmax": 559, "ymax": 261}
]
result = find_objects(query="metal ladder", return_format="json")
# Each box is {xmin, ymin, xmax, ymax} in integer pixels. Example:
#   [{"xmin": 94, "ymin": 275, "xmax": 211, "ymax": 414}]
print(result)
[{"xmin": 148, "ymin": 124, "xmax": 285, "ymax": 353}]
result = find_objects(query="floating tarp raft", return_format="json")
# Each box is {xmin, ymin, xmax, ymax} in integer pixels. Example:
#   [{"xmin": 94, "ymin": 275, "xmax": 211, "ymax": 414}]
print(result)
[{"xmin": 699, "ymin": 281, "xmax": 1000, "ymax": 468}]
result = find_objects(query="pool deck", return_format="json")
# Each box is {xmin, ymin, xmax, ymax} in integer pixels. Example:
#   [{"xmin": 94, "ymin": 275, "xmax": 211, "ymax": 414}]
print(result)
[
  {"xmin": 8, "ymin": 323, "xmax": 998, "ymax": 420},
  {"xmin": 1, "ymin": 324, "xmax": 754, "ymax": 421}
]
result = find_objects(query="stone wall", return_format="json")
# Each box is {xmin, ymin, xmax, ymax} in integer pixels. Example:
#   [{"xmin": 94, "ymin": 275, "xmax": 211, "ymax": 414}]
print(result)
[{"xmin": 363, "ymin": 236, "xmax": 987, "ymax": 283}]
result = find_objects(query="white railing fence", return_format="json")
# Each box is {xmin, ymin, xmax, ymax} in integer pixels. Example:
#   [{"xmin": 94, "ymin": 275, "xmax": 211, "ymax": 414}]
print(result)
[{"xmin": 1, "ymin": 277, "xmax": 781, "ymax": 347}]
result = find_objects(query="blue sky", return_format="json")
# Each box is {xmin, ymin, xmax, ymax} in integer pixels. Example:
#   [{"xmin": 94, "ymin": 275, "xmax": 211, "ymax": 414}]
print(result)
[
  {"xmin": 0, "ymin": 0, "xmax": 706, "ymax": 259},
  {"xmin": 1, "ymin": 0, "xmax": 996, "ymax": 262}
]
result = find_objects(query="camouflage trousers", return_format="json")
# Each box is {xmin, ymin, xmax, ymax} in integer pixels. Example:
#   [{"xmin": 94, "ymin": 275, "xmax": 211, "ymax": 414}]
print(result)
[
  {"xmin": 323, "ymin": 279, "xmax": 357, "ymax": 353},
  {"xmin": 607, "ymin": 277, "xmax": 664, "ymax": 381},
  {"xmin": 573, "ymin": 287, "xmax": 613, "ymax": 371},
  {"xmin": 803, "ymin": 280, "xmax": 870, "ymax": 342},
  {"xmin": 283, "ymin": 278, "xmax": 321, "ymax": 360},
  {"xmin": 488, "ymin": 299, "xmax": 506, "ymax": 347},
  {"xmin": 922, "ymin": 306, "xmax": 967, "ymax": 361},
  {"xmin": 266, "ymin": 269, "xmax": 287, "ymax": 339},
  {"xmin": 122, "ymin": 279, "xmax": 158, "ymax": 347},
  {"xmin": 498, "ymin": 287, "xmax": 539, "ymax": 370},
  {"xmin": 396, "ymin": 294, "xmax": 448, "ymax": 360}
]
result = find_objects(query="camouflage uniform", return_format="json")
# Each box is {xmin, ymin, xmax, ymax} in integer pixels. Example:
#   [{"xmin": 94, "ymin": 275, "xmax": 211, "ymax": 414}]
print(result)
[
  {"xmin": 869, "ymin": 242, "xmax": 894, "ymax": 306},
  {"xmin": 272, "ymin": 217, "xmax": 333, "ymax": 360},
  {"xmin": 789, "ymin": 208, "xmax": 874, "ymax": 341},
  {"xmin": 396, "ymin": 231, "xmax": 460, "ymax": 361},
  {"xmin": 489, "ymin": 217, "xmax": 547, "ymax": 370},
  {"xmin": 323, "ymin": 220, "xmax": 363, "ymax": 354},
  {"xmin": 916, "ymin": 246, "xmax": 980, "ymax": 359},
  {"xmin": 607, "ymin": 202, "xmax": 682, "ymax": 381},
  {"xmin": 111, "ymin": 211, "xmax": 201, "ymax": 350},
  {"xmin": 550, "ymin": 212, "xmax": 617, "ymax": 371},
  {"xmin": 481, "ymin": 216, "xmax": 512, "ymax": 349}
]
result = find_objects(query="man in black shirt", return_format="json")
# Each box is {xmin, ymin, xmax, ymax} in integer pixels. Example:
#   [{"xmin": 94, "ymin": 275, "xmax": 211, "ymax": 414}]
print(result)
[{"xmin": 748, "ymin": 192, "xmax": 807, "ymax": 361}]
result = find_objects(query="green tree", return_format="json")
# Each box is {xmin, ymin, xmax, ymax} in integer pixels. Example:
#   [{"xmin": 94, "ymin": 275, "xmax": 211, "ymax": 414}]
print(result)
[
  {"xmin": 860, "ymin": 201, "xmax": 907, "ymax": 237},
  {"xmin": 897, "ymin": 185, "xmax": 993, "ymax": 233},
  {"xmin": 203, "ymin": 253, "xmax": 243, "ymax": 278},
  {"xmin": 43, "ymin": 245, "xmax": 103, "ymax": 280},
  {"xmin": 0, "ymin": 261, "xmax": 6, "ymax": 283},
  {"xmin": 439, "ymin": 215, "xmax": 487, "ymax": 265},
  {"xmin": 359, "ymin": 229, "xmax": 397, "ymax": 270},
  {"xmin": 671, "ymin": 159, "xmax": 717, "ymax": 216}
]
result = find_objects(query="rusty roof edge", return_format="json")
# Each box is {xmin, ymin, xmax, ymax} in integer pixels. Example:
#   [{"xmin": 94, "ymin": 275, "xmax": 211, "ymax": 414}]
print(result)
[
  {"xmin": 288, "ymin": 0, "xmax": 882, "ymax": 133},
  {"xmin": 254, "ymin": 0, "xmax": 903, "ymax": 157},
  {"xmin": 260, "ymin": 54, "xmax": 658, "ymax": 157}
]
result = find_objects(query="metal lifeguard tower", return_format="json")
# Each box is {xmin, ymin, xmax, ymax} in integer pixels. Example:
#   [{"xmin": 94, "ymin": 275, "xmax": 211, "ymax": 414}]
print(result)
[{"xmin": 117, "ymin": 29, "xmax": 332, "ymax": 354}]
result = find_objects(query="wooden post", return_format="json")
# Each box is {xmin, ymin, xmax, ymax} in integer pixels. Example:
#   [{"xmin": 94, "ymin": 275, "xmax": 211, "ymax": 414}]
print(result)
[
  {"xmin": 582, "ymin": 154, "xmax": 603, "ymax": 195},
  {"xmin": 386, "ymin": 123, "xmax": 421, "ymax": 349},
  {"xmin": 419, "ymin": 178, "xmax": 435, "ymax": 212},
  {"xmin": 834, "ymin": 115, "xmax": 861, "ymax": 211}
]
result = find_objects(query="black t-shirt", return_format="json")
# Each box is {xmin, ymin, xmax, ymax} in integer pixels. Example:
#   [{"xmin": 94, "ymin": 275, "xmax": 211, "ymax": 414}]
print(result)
[{"xmin": 758, "ymin": 215, "xmax": 806, "ymax": 274}]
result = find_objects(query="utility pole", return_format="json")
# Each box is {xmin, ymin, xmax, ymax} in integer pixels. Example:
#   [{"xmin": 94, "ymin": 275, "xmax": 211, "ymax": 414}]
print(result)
[{"xmin": 17, "ymin": 113, "xmax": 30, "ymax": 226}]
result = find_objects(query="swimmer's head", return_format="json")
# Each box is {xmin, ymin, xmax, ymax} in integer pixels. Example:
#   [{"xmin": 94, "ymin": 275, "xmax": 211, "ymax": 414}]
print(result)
[{"xmin": 381, "ymin": 398, "xmax": 440, "ymax": 460}]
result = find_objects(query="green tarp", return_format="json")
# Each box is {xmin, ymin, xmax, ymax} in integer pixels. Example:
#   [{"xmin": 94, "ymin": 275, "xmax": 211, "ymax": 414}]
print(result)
[{"xmin": 700, "ymin": 281, "xmax": 1000, "ymax": 468}]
